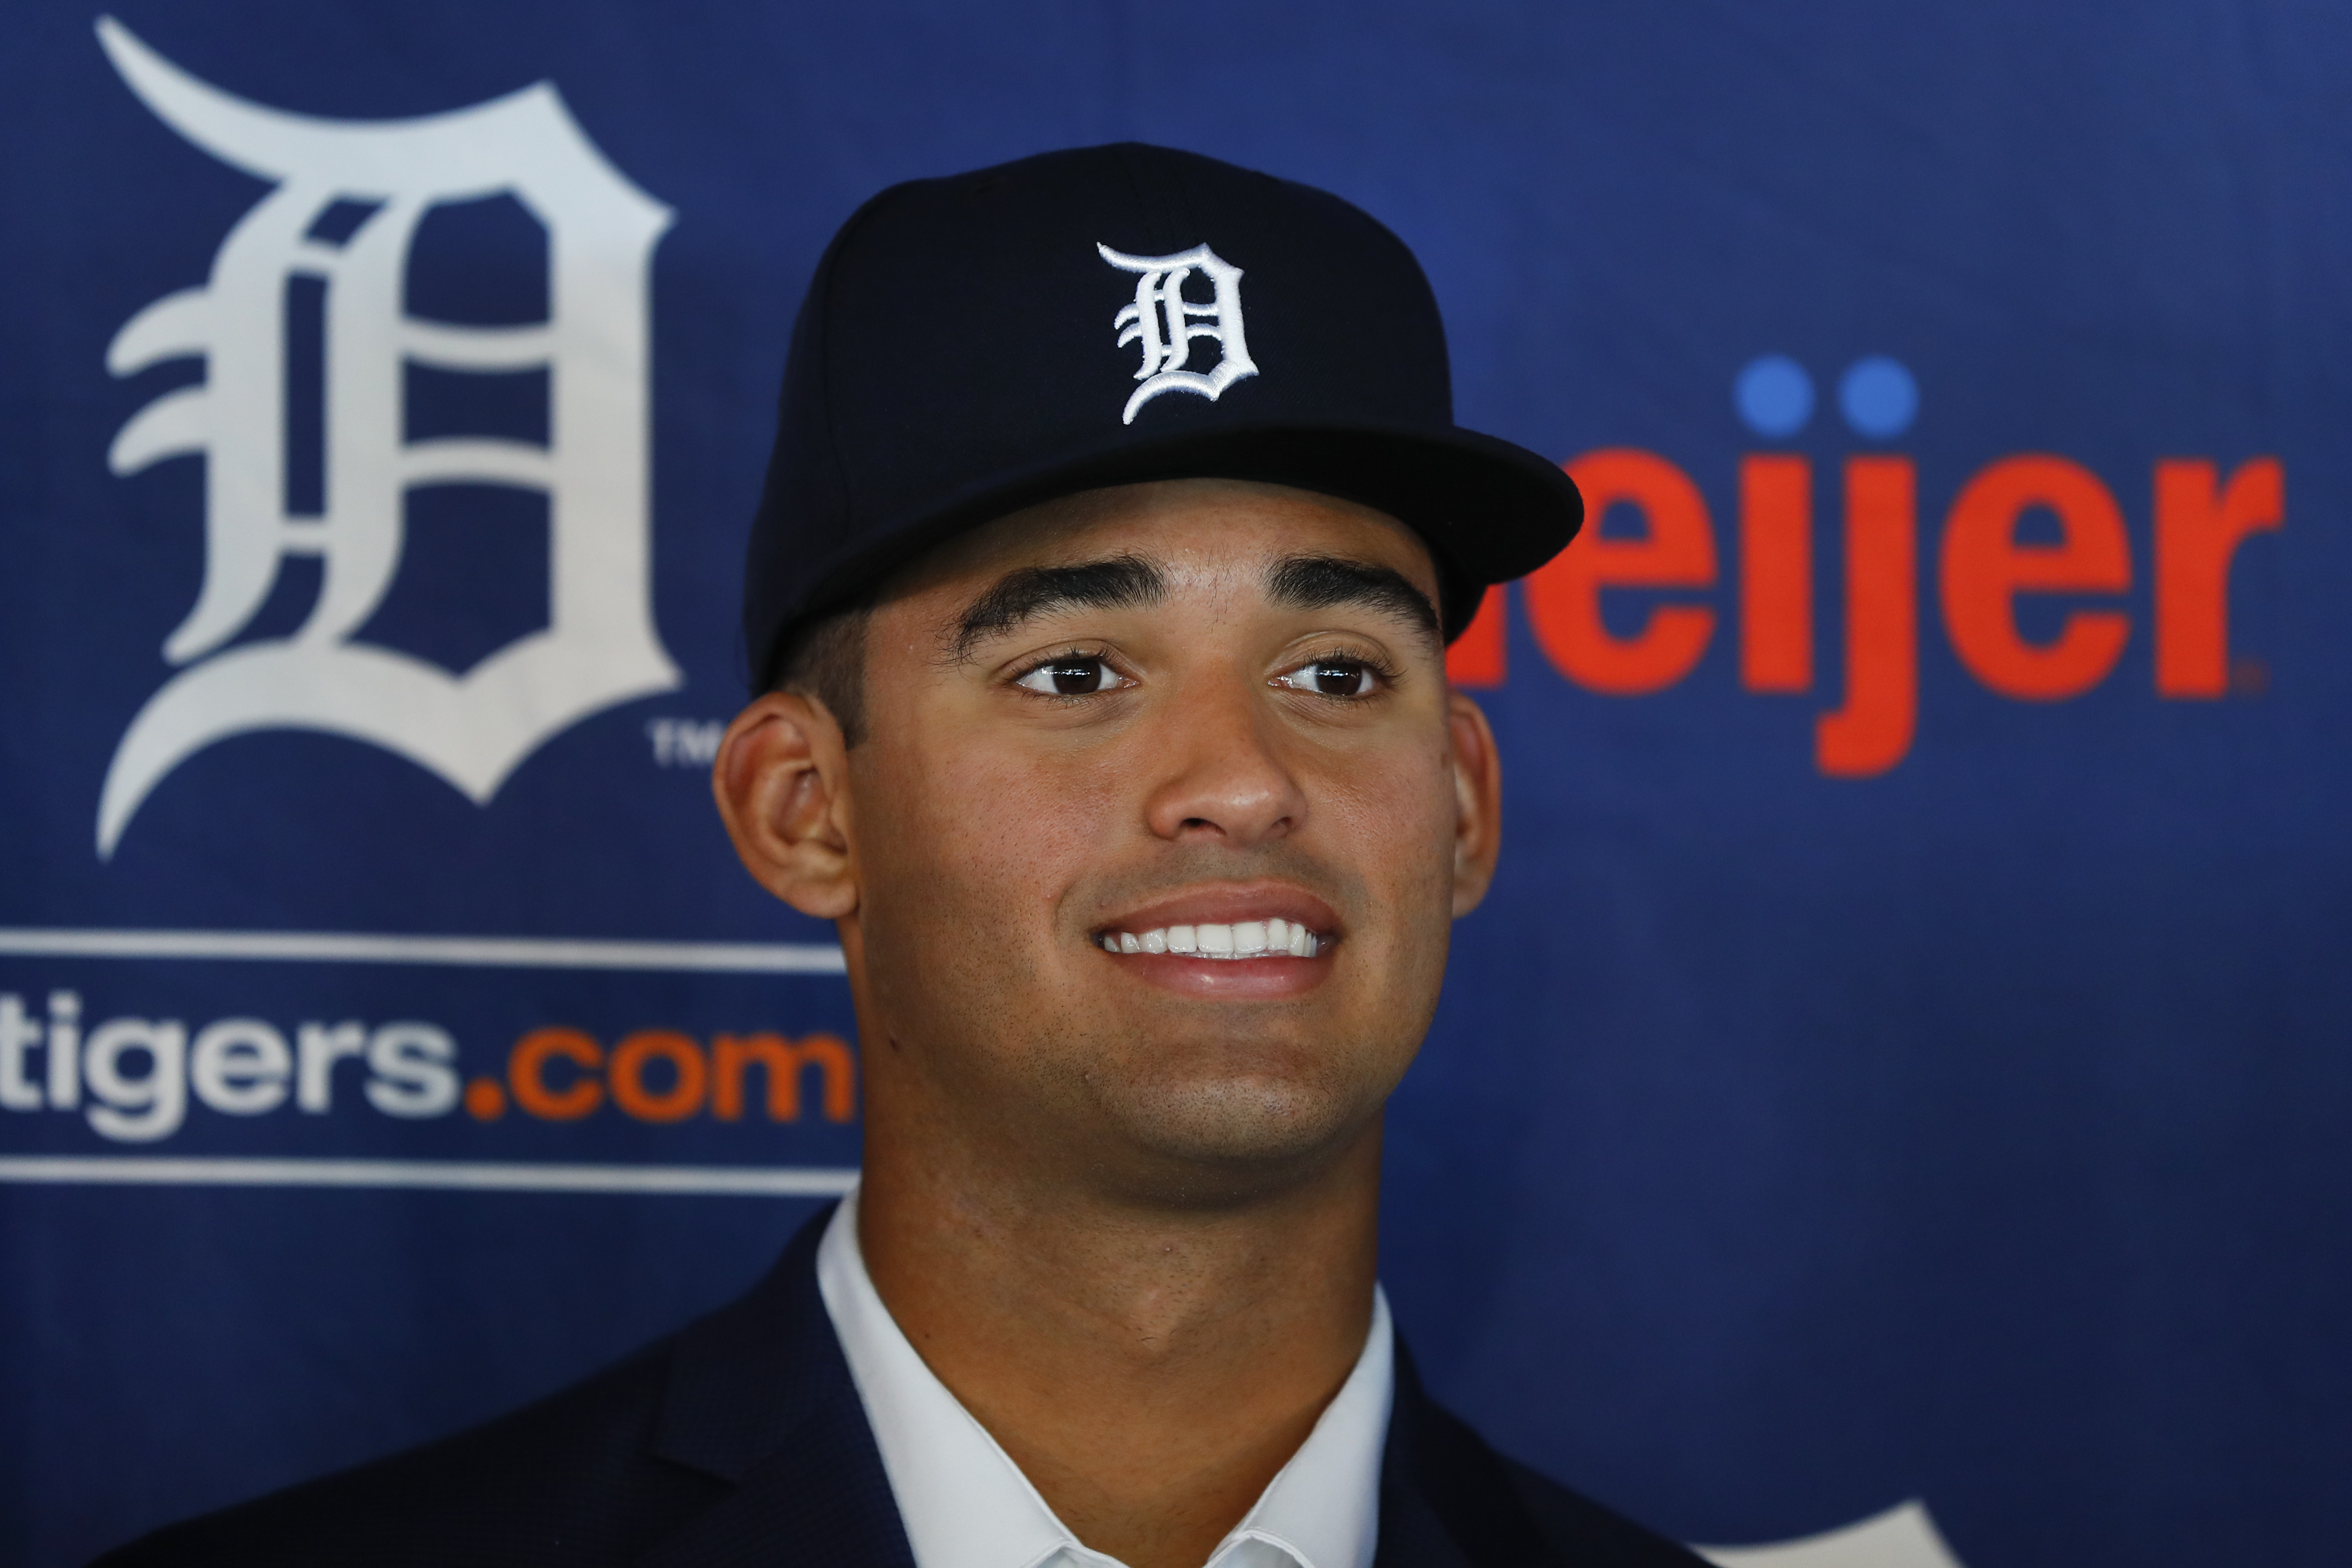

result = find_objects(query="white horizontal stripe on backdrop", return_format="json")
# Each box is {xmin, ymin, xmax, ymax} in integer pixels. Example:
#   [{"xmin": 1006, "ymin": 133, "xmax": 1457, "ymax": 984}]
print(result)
[
  {"xmin": 0, "ymin": 1156, "xmax": 859, "ymax": 1196},
  {"xmin": 0, "ymin": 927, "xmax": 846, "ymax": 973}
]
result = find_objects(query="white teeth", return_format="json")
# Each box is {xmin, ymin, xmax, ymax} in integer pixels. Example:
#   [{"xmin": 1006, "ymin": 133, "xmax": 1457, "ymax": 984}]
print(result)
[{"xmin": 1097, "ymin": 920, "xmax": 1326, "ymax": 959}]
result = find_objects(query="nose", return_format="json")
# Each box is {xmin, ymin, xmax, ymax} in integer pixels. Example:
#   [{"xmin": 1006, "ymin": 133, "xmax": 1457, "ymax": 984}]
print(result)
[{"xmin": 1140, "ymin": 671, "xmax": 1308, "ymax": 847}]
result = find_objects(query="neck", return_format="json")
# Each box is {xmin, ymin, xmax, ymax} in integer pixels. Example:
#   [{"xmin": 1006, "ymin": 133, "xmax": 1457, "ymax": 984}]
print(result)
[{"xmin": 856, "ymin": 1099, "xmax": 1383, "ymax": 1568}]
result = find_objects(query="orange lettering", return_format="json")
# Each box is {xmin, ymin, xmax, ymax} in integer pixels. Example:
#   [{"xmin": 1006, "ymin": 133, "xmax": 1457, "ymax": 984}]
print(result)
[
  {"xmin": 712, "ymin": 1033, "xmax": 858, "ymax": 1123},
  {"xmin": 2155, "ymin": 458, "xmax": 2282, "ymax": 697},
  {"xmin": 1817, "ymin": 457, "xmax": 1917, "ymax": 776},
  {"xmin": 1740, "ymin": 454, "xmax": 1812, "ymax": 691},
  {"xmin": 1941, "ymin": 456, "xmax": 2131, "ymax": 700},
  {"xmin": 608, "ymin": 1031, "xmax": 706, "ymax": 1122},
  {"xmin": 509, "ymin": 1028, "xmax": 602, "ymax": 1120},
  {"xmin": 463, "ymin": 1077, "xmax": 506, "ymax": 1120},
  {"xmin": 1445, "ymin": 586, "xmax": 1507, "ymax": 688},
  {"xmin": 1525, "ymin": 450, "xmax": 1716, "ymax": 694}
]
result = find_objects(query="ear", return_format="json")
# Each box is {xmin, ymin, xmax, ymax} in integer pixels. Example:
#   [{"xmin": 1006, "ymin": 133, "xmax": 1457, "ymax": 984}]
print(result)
[
  {"xmin": 1446, "ymin": 690, "xmax": 1504, "ymax": 917},
  {"xmin": 712, "ymin": 692, "xmax": 859, "ymax": 920}
]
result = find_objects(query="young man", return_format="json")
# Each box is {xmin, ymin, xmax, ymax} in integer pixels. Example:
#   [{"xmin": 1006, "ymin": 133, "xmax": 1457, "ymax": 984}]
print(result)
[{"xmin": 100, "ymin": 145, "xmax": 1704, "ymax": 1568}]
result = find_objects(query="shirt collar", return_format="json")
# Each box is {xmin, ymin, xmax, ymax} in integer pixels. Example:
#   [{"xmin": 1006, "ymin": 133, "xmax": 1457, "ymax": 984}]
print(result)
[{"xmin": 817, "ymin": 1187, "xmax": 1392, "ymax": 1568}]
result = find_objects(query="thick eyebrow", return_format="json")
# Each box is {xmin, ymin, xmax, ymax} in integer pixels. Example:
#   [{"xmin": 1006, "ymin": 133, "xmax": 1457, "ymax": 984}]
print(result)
[
  {"xmin": 1267, "ymin": 555, "xmax": 1441, "ymax": 643},
  {"xmin": 949, "ymin": 554, "xmax": 1166, "ymax": 658}
]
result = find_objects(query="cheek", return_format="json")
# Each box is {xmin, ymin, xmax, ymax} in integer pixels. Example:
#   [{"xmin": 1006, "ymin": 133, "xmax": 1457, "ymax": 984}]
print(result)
[
  {"xmin": 855, "ymin": 729, "xmax": 1122, "ymax": 943},
  {"xmin": 1316, "ymin": 737, "xmax": 1460, "ymax": 896}
]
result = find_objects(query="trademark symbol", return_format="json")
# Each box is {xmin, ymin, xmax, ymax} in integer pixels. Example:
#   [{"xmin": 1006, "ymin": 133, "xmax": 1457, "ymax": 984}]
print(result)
[
  {"xmin": 2230, "ymin": 655, "xmax": 2268, "ymax": 696},
  {"xmin": 647, "ymin": 718, "xmax": 724, "ymax": 767}
]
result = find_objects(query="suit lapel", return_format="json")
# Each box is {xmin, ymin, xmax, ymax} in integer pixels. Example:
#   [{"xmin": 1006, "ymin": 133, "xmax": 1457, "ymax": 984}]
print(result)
[
  {"xmin": 638, "ymin": 1204, "xmax": 916, "ymax": 1568},
  {"xmin": 1377, "ymin": 1477, "xmax": 1479, "ymax": 1568},
  {"xmin": 1377, "ymin": 1341, "xmax": 1557, "ymax": 1568},
  {"xmin": 637, "ymin": 1384, "xmax": 913, "ymax": 1568}
]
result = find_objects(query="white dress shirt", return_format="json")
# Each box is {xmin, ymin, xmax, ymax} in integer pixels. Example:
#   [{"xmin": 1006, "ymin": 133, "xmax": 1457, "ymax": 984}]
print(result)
[{"xmin": 817, "ymin": 1189, "xmax": 1393, "ymax": 1568}]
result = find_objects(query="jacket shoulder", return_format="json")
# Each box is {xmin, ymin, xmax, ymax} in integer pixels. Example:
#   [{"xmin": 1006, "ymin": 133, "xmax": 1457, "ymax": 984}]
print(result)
[
  {"xmin": 1494, "ymin": 1444, "xmax": 1714, "ymax": 1567},
  {"xmin": 1385, "ymin": 1348, "xmax": 1709, "ymax": 1567},
  {"xmin": 91, "ymin": 1338, "xmax": 723, "ymax": 1568}
]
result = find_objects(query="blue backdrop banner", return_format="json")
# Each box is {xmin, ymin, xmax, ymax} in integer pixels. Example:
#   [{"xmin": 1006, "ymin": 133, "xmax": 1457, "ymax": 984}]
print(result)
[{"xmin": 1, "ymin": 5, "xmax": 2344, "ymax": 1566}]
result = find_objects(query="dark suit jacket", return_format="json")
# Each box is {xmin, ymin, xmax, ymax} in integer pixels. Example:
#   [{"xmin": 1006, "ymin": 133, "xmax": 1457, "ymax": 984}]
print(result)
[{"xmin": 95, "ymin": 1207, "xmax": 1707, "ymax": 1567}]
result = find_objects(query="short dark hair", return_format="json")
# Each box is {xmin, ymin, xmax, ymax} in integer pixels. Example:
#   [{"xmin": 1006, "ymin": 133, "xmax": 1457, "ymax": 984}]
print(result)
[{"xmin": 770, "ymin": 607, "xmax": 870, "ymax": 747}]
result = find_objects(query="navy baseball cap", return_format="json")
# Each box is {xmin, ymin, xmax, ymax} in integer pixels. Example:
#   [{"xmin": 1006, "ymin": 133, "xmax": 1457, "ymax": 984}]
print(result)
[{"xmin": 743, "ymin": 141, "xmax": 1583, "ymax": 686}]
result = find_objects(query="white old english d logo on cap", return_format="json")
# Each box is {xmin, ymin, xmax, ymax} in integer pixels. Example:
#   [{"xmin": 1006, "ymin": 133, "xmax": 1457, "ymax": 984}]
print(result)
[{"xmin": 1097, "ymin": 242, "xmax": 1257, "ymax": 424}]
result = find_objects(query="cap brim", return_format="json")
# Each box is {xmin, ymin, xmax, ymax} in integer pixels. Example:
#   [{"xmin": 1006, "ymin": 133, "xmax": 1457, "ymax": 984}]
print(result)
[{"xmin": 779, "ymin": 422, "xmax": 1581, "ymax": 668}]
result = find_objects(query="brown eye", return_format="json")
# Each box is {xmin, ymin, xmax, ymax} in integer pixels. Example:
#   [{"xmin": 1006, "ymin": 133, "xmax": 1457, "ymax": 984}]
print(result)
[
  {"xmin": 1015, "ymin": 657, "xmax": 1123, "ymax": 695},
  {"xmin": 1273, "ymin": 658, "xmax": 1379, "ymax": 697}
]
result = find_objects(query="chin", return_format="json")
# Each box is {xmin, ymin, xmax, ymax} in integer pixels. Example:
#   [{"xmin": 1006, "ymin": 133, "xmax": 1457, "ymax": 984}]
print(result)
[{"xmin": 1084, "ymin": 1068, "xmax": 1387, "ymax": 1198}]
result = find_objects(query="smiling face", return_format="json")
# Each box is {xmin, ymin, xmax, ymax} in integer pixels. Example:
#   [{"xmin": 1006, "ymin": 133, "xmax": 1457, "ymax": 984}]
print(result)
[{"xmin": 720, "ymin": 477, "xmax": 1502, "ymax": 1207}]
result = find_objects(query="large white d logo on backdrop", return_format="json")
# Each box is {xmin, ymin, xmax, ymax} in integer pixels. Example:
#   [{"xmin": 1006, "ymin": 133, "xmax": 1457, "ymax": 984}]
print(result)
[{"xmin": 93, "ymin": 17, "xmax": 679, "ymax": 858}]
